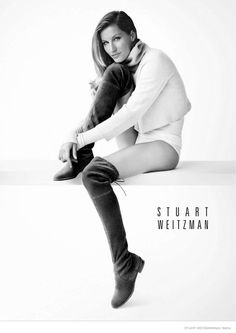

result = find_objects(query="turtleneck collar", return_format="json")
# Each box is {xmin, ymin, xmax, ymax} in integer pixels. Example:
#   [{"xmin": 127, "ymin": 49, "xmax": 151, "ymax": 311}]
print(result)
[{"xmin": 121, "ymin": 39, "xmax": 148, "ymax": 73}]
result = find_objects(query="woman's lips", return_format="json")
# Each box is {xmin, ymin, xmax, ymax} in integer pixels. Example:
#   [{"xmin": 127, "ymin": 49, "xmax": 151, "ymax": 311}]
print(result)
[{"xmin": 112, "ymin": 53, "xmax": 120, "ymax": 58}]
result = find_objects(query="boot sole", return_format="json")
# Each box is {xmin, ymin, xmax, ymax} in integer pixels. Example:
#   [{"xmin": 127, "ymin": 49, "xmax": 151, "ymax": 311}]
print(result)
[{"xmin": 53, "ymin": 175, "xmax": 78, "ymax": 181}]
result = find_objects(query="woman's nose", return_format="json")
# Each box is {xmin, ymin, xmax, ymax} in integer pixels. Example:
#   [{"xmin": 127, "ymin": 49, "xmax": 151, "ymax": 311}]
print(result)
[{"xmin": 110, "ymin": 42, "xmax": 117, "ymax": 53}]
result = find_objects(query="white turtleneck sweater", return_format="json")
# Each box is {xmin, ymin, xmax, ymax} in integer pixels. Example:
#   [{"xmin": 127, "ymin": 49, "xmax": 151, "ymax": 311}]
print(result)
[{"xmin": 64, "ymin": 44, "xmax": 191, "ymax": 149}]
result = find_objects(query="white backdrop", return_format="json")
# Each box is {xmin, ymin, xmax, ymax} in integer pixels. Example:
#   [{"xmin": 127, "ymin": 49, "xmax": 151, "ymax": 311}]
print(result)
[{"xmin": 0, "ymin": 0, "xmax": 235, "ymax": 161}]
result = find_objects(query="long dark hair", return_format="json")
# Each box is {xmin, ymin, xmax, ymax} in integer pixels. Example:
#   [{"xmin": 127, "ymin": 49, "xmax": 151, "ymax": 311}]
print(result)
[{"xmin": 92, "ymin": 11, "xmax": 138, "ymax": 77}]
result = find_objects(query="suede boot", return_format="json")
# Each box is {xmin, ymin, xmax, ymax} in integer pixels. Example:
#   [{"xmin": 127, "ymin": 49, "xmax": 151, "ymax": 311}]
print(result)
[
  {"xmin": 82, "ymin": 156, "xmax": 145, "ymax": 308},
  {"xmin": 54, "ymin": 64, "xmax": 134, "ymax": 181},
  {"xmin": 53, "ymin": 146, "xmax": 94, "ymax": 181}
]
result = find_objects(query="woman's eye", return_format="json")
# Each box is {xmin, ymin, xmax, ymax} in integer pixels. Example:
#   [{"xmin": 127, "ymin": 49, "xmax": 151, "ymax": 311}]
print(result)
[{"xmin": 102, "ymin": 37, "xmax": 120, "ymax": 47}]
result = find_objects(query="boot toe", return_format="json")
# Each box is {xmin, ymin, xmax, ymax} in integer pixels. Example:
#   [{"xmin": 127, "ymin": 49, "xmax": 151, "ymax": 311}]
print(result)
[
  {"xmin": 53, "ymin": 153, "xmax": 94, "ymax": 181},
  {"xmin": 111, "ymin": 257, "xmax": 145, "ymax": 309},
  {"xmin": 111, "ymin": 280, "xmax": 135, "ymax": 308},
  {"xmin": 53, "ymin": 163, "xmax": 78, "ymax": 181}
]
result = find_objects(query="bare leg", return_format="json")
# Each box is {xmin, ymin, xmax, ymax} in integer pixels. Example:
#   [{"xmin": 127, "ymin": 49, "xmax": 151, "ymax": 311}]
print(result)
[
  {"xmin": 114, "ymin": 89, "xmax": 138, "ymax": 150},
  {"xmin": 81, "ymin": 140, "xmax": 178, "ymax": 308},
  {"xmin": 104, "ymin": 140, "xmax": 179, "ymax": 179},
  {"xmin": 115, "ymin": 127, "xmax": 138, "ymax": 150}
]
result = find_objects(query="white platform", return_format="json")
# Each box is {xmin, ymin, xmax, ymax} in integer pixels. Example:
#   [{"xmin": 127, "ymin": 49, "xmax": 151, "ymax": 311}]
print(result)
[
  {"xmin": 0, "ymin": 160, "xmax": 235, "ymax": 185},
  {"xmin": 0, "ymin": 160, "xmax": 235, "ymax": 321}
]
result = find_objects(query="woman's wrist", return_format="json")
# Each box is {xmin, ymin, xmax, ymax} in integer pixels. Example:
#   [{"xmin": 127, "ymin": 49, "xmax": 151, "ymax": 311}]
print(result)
[
  {"xmin": 76, "ymin": 126, "xmax": 104, "ymax": 148},
  {"xmin": 76, "ymin": 133, "xmax": 86, "ymax": 149}
]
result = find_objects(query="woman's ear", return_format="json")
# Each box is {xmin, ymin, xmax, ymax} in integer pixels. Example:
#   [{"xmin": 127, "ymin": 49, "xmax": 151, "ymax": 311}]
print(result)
[{"xmin": 130, "ymin": 30, "xmax": 136, "ymax": 42}]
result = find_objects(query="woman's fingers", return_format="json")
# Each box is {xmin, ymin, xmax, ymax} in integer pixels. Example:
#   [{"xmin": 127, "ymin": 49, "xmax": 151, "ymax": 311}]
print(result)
[
  {"xmin": 58, "ymin": 143, "xmax": 76, "ymax": 166},
  {"xmin": 63, "ymin": 150, "xmax": 71, "ymax": 167},
  {"xmin": 67, "ymin": 157, "xmax": 72, "ymax": 168},
  {"xmin": 59, "ymin": 148, "xmax": 65, "ymax": 162},
  {"xmin": 72, "ymin": 144, "xmax": 77, "ymax": 161},
  {"xmin": 58, "ymin": 149, "xmax": 63, "ymax": 161}
]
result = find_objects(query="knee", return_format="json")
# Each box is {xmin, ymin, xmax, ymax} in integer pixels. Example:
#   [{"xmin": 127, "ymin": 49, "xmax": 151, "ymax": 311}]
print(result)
[
  {"xmin": 104, "ymin": 63, "xmax": 134, "ymax": 94},
  {"xmin": 81, "ymin": 156, "xmax": 106, "ymax": 192},
  {"xmin": 104, "ymin": 62, "xmax": 132, "ymax": 80},
  {"xmin": 106, "ymin": 62, "xmax": 127, "ymax": 74},
  {"xmin": 81, "ymin": 156, "xmax": 119, "ymax": 191},
  {"xmin": 81, "ymin": 158, "xmax": 96, "ymax": 190}
]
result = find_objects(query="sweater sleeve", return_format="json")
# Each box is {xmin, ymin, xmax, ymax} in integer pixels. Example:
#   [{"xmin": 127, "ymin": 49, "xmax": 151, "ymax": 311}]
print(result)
[
  {"xmin": 62, "ymin": 118, "xmax": 84, "ymax": 144},
  {"xmin": 88, "ymin": 51, "xmax": 177, "ymax": 141}
]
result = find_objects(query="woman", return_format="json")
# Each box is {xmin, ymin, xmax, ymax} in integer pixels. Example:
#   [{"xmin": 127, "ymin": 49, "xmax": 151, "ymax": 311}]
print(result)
[{"xmin": 54, "ymin": 11, "xmax": 191, "ymax": 308}]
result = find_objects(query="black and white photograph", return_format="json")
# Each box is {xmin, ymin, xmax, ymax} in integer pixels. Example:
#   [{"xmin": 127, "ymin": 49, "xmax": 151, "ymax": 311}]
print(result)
[{"xmin": 0, "ymin": 0, "xmax": 235, "ymax": 332}]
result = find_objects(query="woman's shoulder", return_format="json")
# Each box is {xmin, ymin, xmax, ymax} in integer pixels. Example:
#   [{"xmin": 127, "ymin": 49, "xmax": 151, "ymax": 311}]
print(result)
[
  {"xmin": 143, "ymin": 45, "xmax": 174, "ymax": 64},
  {"xmin": 138, "ymin": 44, "xmax": 177, "ymax": 74}
]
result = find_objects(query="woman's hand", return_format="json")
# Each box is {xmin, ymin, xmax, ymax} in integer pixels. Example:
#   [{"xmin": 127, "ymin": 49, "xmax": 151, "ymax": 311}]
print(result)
[
  {"xmin": 89, "ymin": 77, "xmax": 101, "ymax": 97},
  {"xmin": 58, "ymin": 142, "xmax": 78, "ymax": 168}
]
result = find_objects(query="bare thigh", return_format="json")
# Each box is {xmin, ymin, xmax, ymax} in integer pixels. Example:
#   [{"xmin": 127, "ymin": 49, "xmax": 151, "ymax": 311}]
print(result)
[{"xmin": 104, "ymin": 140, "xmax": 180, "ymax": 179}]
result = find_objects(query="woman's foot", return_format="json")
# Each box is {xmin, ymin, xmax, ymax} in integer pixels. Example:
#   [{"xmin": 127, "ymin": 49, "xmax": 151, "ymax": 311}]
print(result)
[
  {"xmin": 53, "ymin": 150, "xmax": 94, "ymax": 181},
  {"xmin": 111, "ymin": 254, "xmax": 145, "ymax": 308},
  {"xmin": 53, "ymin": 161, "xmax": 81, "ymax": 181}
]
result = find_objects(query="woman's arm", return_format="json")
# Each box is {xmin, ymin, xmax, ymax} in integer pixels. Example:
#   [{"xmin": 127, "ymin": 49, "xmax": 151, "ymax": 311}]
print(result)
[
  {"xmin": 76, "ymin": 51, "xmax": 177, "ymax": 148},
  {"xmin": 63, "ymin": 119, "xmax": 84, "ymax": 144},
  {"xmin": 62, "ymin": 77, "xmax": 102, "ymax": 144}
]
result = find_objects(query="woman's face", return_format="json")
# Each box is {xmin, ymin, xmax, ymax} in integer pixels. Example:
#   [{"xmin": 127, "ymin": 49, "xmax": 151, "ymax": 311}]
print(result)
[{"xmin": 100, "ymin": 24, "xmax": 134, "ymax": 63}]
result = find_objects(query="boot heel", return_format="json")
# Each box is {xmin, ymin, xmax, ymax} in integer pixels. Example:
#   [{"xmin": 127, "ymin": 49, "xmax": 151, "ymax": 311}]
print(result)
[{"xmin": 138, "ymin": 259, "xmax": 145, "ymax": 273}]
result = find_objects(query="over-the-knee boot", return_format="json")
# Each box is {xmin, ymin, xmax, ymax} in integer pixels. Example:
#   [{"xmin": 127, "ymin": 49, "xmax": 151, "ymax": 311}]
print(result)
[
  {"xmin": 53, "ymin": 64, "xmax": 134, "ymax": 181},
  {"xmin": 82, "ymin": 156, "xmax": 145, "ymax": 308}
]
